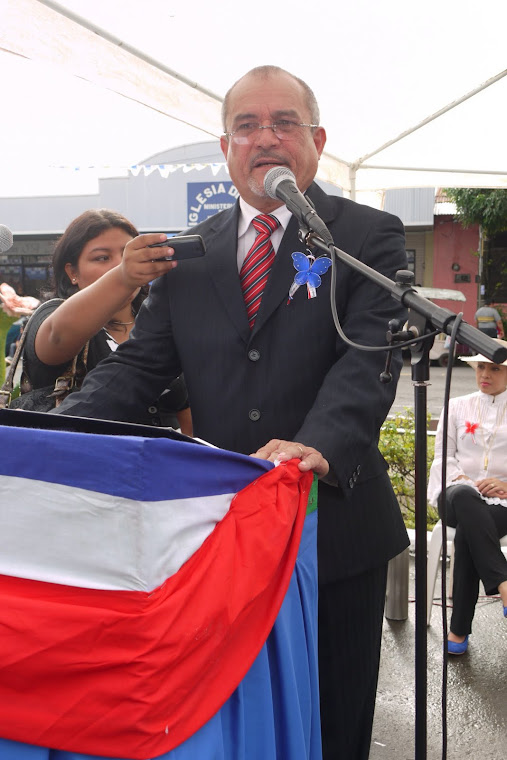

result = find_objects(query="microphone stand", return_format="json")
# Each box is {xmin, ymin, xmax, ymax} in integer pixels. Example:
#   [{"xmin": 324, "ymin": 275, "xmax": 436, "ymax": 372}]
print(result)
[{"xmin": 302, "ymin": 227, "xmax": 506, "ymax": 760}]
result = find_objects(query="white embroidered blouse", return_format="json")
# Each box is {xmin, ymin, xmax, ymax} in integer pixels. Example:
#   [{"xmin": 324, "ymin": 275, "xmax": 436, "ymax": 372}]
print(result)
[{"xmin": 427, "ymin": 389, "xmax": 507, "ymax": 508}]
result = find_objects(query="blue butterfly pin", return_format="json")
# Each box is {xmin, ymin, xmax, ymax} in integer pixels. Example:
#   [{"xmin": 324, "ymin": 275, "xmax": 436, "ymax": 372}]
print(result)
[{"xmin": 287, "ymin": 252, "xmax": 332, "ymax": 302}]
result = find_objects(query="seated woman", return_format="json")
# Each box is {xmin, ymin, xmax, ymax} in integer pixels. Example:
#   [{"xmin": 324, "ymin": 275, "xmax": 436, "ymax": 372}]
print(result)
[
  {"xmin": 21, "ymin": 209, "xmax": 192, "ymax": 434},
  {"xmin": 428, "ymin": 339, "xmax": 507, "ymax": 654}
]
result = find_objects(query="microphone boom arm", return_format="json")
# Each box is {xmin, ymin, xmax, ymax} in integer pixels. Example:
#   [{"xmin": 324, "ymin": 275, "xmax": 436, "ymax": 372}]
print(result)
[{"xmin": 309, "ymin": 232, "xmax": 506, "ymax": 363}]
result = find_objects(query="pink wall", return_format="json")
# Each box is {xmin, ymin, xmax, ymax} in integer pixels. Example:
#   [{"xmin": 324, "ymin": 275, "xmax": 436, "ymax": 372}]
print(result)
[{"xmin": 432, "ymin": 215, "xmax": 479, "ymax": 325}]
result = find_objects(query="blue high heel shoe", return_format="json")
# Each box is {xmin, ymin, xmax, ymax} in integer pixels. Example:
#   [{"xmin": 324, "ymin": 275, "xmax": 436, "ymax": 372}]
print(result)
[
  {"xmin": 504, "ymin": 606, "xmax": 507, "ymax": 618},
  {"xmin": 448, "ymin": 635, "xmax": 469, "ymax": 655}
]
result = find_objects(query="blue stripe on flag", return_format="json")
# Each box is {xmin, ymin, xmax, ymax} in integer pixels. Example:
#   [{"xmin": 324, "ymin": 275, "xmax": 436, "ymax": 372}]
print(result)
[{"xmin": 0, "ymin": 427, "xmax": 272, "ymax": 500}]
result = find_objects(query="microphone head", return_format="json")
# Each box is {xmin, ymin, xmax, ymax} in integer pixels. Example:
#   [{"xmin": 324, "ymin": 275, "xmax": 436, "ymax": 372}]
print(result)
[
  {"xmin": 0, "ymin": 224, "xmax": 14, "ymax": 253},
  {"xmin": 263, "ymin": 166, "xmax": 297, "ymax": 199}
]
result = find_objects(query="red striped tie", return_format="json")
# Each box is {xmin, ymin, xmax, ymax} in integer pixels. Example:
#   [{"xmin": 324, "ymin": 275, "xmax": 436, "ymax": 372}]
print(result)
[{"xmin": 240, "ymin": 214, "xmax": 280, "ymax": 329}]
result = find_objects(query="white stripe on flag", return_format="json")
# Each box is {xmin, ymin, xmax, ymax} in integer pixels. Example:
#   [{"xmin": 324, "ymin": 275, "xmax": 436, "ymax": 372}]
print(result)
[{"xmin": 0, "ymin": 474, "xmax": 235, "ymax": 591}]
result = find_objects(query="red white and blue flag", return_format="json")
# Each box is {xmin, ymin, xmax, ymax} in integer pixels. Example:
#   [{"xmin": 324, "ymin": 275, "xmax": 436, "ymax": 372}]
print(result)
[{"xmin": 0, "ymin": 422, "xmax": 320, "ymax": 760}]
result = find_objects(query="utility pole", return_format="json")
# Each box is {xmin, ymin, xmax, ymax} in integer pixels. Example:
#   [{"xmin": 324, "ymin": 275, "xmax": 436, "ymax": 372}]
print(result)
[{"xmin": 477, "ymin": 225, "xmax": 485, "ymax": 308}]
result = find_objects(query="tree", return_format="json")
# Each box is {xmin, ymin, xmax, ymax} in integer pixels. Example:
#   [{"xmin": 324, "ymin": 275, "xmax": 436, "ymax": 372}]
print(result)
[
  {"xmin": 444, "ymin": 188, "xmax": 507, "ymax": 303},
  {"xmin": 444, "ymin": 188, "xmax": 507, "ymax": 237}
]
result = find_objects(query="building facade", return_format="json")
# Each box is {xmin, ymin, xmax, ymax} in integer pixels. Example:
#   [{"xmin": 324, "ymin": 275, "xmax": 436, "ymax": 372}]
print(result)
[{"xmin": 1, "ymin": 141, "xmax": 504, "ymax": 330}]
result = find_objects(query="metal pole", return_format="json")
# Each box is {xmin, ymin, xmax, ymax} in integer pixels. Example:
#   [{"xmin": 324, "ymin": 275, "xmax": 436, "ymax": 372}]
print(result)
[
  {"xmin": 349, "ymin": 166, "xmax": 357, "ymax": 202},
  {"xmin": 477, "ymin": 225, "xmax": 484, "ymax": 308},
  {"xmin": 385, "ymin": 547, "xmax": 409, "ymax": 620},
  {"xmin": 414, "ymin": 382, "xmax": 428, "ymax": 760}
]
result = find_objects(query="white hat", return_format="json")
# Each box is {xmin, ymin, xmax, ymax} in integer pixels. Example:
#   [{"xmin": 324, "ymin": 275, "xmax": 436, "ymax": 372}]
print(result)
[{"xmin": 459, "ymin": 338, "xmax": 507, "ymax": 366}]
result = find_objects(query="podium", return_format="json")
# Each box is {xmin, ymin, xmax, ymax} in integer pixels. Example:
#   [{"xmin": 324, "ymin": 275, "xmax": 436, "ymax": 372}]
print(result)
[{"xmin": 0, "ymin": 411, "xmax": 321, "ymax": 760}]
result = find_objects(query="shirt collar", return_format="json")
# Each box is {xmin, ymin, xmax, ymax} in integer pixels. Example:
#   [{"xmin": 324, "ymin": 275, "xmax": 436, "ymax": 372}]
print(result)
[
  {"xmin": 238, "ymin": 197, "xmax": 292, "ymax": 238},
  {"xmin": 478, "ymin": 387, "xmax": 507, "ymax": 404}
]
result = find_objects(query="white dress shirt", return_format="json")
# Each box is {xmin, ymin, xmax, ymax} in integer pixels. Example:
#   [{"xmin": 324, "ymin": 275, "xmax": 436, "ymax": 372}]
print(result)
[{"xmin": 236, "ymin": 198, "xmax": 293, "ymax": 272}]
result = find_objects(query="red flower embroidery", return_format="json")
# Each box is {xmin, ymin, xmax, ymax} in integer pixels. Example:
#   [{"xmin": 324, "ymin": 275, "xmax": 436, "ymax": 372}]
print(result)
[{"xmin": 462, "ymin": 421, "xmax": 479, "ymax": 443}]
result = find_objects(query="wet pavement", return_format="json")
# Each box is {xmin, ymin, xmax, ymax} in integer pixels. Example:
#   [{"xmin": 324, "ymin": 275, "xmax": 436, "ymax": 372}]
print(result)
[
  {"xmin": 371, "ymin": 554, "xmax": 507, "ymax": 759},
  {"xmin": 371, "ymin": 362, "xmax": 507, "ymax": 759},
  {"xmin": 389, "ymin": 360, "xmax": 479, "ymax": 422}
]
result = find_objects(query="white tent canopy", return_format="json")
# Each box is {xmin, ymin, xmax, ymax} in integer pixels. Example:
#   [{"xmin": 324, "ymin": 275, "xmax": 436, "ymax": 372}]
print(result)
[{"xmin": 1, "ymin": 0, "xmax": 506, "ymax": 199}]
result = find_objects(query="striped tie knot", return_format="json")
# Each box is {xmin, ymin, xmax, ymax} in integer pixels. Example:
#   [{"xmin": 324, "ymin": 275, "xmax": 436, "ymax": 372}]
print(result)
[
  {"xmin": 252, "ymin": 213, "xmax": 280, "ymax": 237},
  {"xmin": 241, "ymin": 214, "xmax": 280, "ymax": 329}
]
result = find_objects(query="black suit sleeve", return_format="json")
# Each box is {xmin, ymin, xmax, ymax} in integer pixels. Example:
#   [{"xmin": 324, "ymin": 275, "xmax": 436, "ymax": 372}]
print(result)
[
  {"xmin": 295, "ymin": 208, "xmax": 407, "ymax": 495},
  {"xmin": 53, "ymin": 285, "xmax": 182, "ymax": 423}
]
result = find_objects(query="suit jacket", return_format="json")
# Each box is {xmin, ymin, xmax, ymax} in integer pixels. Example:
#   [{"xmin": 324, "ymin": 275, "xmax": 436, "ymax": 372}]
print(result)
[{"xmin": 57, "ymin": 182, "xmax": 409, "ymax": 583}]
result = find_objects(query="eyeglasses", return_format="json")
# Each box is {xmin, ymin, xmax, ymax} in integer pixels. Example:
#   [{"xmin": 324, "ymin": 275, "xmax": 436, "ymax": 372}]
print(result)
[{"xmin": 223, "ymin": 120, "xmax": 319, "ymax": 143}]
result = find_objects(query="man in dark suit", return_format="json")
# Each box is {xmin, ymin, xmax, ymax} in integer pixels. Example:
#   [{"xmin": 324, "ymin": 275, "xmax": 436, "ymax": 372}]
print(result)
[{"xmin": 56, "ymin": 66, "xmax": 409, "ymax": 759}]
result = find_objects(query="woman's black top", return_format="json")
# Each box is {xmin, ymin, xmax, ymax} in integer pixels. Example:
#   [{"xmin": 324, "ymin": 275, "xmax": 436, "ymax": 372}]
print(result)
[{"xmin": 22, "ymin": 299, "xmax": 189, "ymax": 428}]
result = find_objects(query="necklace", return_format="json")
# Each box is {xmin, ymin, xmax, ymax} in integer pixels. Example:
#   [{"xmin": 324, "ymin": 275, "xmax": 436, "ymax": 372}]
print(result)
[
  {"xmin": 109, "ymin": 308, "xmax": 136, "ymax": 327},
  {"xmin": 476, "ymin": 396, "xmax": 507, "ymax": 471}
]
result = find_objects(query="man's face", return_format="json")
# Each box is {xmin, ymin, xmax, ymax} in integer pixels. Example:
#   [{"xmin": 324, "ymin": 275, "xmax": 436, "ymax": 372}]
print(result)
[{"xmin": 220, "ymin": 72, "xmax": 326, "ymax": 212}]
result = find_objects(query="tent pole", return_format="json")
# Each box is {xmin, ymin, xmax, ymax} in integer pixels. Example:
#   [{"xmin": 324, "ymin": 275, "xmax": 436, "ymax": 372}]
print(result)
[{"xmin": 349, "ymin": 167, "xmax": 357, "ymax": 202}]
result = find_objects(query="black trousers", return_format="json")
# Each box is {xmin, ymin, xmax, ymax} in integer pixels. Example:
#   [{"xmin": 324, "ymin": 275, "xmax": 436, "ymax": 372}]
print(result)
[
  {"xmin": 440, "ymin": 484, "xmax": 507, "ymax": 635},
  {"xmin": 477, "ymin": 326, "xmax": 498, "ymax": 338},
  {"xmin": 319, "ymin": 563, "xmax": 387, "ymax": 760}
]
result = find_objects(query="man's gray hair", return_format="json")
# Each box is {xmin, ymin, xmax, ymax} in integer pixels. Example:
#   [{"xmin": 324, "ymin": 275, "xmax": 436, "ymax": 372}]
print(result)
[{"xmin": 221, "ymin": 65, "xmax": 320, "ymax": 131}]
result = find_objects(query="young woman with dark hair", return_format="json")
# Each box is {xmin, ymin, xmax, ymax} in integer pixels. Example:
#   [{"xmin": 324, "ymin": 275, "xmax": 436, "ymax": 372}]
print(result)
[{"xmin": 22, "ymin": 209, "xmax": 192, "ymax": 433}]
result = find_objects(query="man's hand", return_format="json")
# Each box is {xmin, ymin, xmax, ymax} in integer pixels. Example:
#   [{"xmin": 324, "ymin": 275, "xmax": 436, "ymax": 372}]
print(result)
[{"xmin": 253, "ymin": 439, "xmax": 329, "ymax": 478}]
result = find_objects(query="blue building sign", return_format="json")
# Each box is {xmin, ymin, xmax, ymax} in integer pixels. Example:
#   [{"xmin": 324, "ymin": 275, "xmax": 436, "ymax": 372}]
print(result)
[{"xmin": 187, "ymin": 181, "xmax": 239, "ymax": 226}]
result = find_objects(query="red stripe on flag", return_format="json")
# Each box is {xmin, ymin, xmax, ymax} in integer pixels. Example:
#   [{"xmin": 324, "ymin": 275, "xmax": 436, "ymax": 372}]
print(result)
[{"xmin": 0, "ymin": 461, "xmax": 312, "ymax": 760}]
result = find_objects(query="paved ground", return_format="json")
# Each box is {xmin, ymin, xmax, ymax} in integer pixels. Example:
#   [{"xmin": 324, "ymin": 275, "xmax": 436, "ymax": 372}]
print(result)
[
  {"xmin": 371, "ymin": 555, "xmax": 507, "ymax": 760},
  {"xmin": 370, "ymin": 362, "xmax": 507, "ymax": 759},
  {"xmin": 390, "ymin": 359, "xmax": 478, "ymax": 421}
]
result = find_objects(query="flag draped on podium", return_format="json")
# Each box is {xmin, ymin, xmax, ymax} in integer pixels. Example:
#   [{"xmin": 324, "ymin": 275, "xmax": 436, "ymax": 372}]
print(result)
[{"xmin": 0, "ymin": 423, "xmax": 321, "ymax": 760}]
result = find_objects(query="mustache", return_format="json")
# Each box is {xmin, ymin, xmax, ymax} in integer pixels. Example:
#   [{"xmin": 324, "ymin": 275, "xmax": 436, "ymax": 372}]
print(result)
[{"xmin": 250, "ymin": 152, "xmax": 288, "ymax": 169}]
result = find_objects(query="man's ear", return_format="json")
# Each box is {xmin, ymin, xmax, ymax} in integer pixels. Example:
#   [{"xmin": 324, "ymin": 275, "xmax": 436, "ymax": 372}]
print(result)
[{"xmin": 313, "ymin": 126, "xmax": 327, "ymax": 158}]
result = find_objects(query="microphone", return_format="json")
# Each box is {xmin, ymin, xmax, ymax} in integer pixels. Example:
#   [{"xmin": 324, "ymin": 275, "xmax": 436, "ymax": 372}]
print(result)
[
  {"xmin": 0, "ymin": 224, "xmax": 14, "ymax": 253},
  {"xmin": 263, "ymin": 167, "xmax": 333, "ymax": 246}
]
